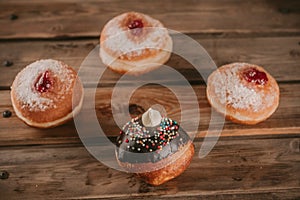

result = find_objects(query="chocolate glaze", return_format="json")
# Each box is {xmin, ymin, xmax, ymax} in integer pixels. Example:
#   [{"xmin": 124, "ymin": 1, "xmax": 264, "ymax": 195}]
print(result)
[{"xmin": 116, "ymin": 117, "xmax": 191, "ymax": 163}]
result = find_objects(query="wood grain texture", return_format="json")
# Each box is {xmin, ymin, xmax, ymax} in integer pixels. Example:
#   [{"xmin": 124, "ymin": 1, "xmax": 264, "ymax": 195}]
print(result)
[
  {"xmin": 0, "ymin": 36, "xmax": 299, "ymax": 88},
  {"xmin": 0, "ymin": 0, "xmax": 300, "ymax": 199},
  {"xmin": 0, "ymin": 138, "xmax": 299, "ymax": 199},
  {"xmin": 0, "ymin": 83, "xmax": 299, "ymax": 146},
  {"xmin": 0, "ymin": 0, "xmax": 299, "ymax": 39}
]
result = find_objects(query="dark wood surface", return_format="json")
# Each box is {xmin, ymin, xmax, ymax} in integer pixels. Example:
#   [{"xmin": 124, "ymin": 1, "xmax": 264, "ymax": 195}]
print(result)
[{"xmin": 0, "ymin": 0, "xmax": 299, "ymax": 199}]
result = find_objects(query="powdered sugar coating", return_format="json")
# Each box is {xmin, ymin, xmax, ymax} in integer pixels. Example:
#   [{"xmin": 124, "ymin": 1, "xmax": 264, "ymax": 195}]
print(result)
[
  {"xmin": 12, "ymin": 59, "xmax": 75, "ymax": 112},
  {"xmin": 212, "ymin": 63, "xmax": 274, "ymax": 112},
  {"xmin": 101, "ymin": 12, "xmax": 170, "ymax": 59}
]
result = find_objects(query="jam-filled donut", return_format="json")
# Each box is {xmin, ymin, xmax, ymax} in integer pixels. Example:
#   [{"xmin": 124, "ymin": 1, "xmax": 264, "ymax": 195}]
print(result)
[
  {"xmin": 116, "ymin": 108, "xmax": 194, "ymax": 186},
  {"xmin": 11, "ymin": 59, "xmax": 84, "ymax": 128},
  {"xmin": 206, "ymin": 63, "xmax": 280, "ymax": 124},
  {"xmin": 100, "ymin": 12, "xmax": 173, "ymax": 75}
]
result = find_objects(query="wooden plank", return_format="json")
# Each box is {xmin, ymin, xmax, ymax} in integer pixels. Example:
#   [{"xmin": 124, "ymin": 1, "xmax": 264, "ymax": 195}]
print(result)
[
  {"xmin": 0, "ymin": 36, "xmax": 299, "ymax": 88},
  {"xmin": 78, "ymin": 189, "xmax": 300, "ymax": 200},
  {"xmin": 0, "ymin": 137, "xmax": 299, "ymax": 199},
  {"xmin": 0, "ymin": 83, "xmax": 299, "ymax": 146},
  {"xmin": 0, "ymin": 0, "xmax": 299, "ymax": 39}
]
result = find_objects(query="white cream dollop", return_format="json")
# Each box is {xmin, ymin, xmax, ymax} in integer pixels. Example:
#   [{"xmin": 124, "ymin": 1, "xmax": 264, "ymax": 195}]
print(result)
[{"xmin": 142, "ymin": 108, "xmax": 162, "ymax": 127}]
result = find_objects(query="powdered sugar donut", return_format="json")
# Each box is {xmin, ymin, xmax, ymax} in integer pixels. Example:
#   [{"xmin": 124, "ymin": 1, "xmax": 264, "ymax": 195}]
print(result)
[
  {"xmin": 100, "ymin": 12, "xmax": 172, "ymax": 75},
  {"xmin": 206, "ymin": 63, "xmax": 280, "ymax": 124},
  {"xmin": 11, "ymin": 59, "xmax": 84, "ymax": 128}
]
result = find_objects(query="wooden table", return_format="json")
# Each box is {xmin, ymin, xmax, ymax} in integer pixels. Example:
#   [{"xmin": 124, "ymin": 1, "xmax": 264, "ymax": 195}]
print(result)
[{"xmin": 1, "ymin": 0, "xmax": 300, "ymax": 199}]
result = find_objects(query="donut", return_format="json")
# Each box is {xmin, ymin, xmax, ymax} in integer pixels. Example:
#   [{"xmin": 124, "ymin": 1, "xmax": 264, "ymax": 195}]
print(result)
[
  {"xmin": 11, "ymin": 59, "xmax": 84, "ymax": 128},
  {"xmin": 206, "ymin": 62, "xmax": 280, "ymax": 125},
  {"xmin": 115, "ymin": 108, "xmax": 194, "ymax": 186},
  {"xmin": 100, "ymin": 12, "xmax": 172, "ymax": 75}
]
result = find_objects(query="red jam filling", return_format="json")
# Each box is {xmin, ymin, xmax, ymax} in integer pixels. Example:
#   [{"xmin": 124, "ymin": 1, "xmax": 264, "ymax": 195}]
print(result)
[
  {"xmin": 35, "ymin": 71, "xmax": 53, "ymax": 93},
  {"xmin": 243, "ymin": 68, "xmax": 268, "ymax": 85},
  {"xmin": 128, "ymin": 19, "xmax": 143, "ymax": 35}
]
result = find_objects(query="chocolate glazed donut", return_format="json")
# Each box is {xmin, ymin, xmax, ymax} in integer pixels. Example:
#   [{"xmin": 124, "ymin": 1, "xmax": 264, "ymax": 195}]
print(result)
[{"xmin": 115, "ymin": 109, "xmax": 194, "ymax": 186}]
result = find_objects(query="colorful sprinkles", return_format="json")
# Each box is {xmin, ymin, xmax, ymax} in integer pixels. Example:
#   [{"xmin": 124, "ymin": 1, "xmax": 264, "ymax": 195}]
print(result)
[{"xmin": 117, "ymin": 117, "xmax": 180, "ymax": 152}]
